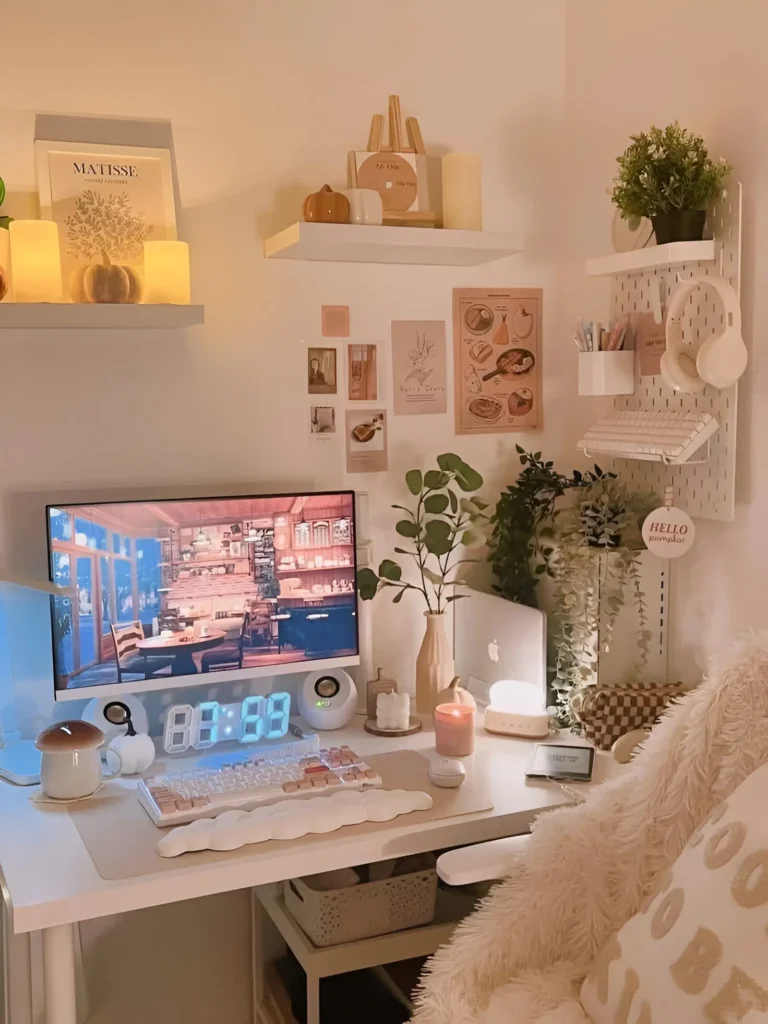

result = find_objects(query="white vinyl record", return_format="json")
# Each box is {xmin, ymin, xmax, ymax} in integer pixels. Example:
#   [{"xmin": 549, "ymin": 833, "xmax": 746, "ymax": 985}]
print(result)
[{"xmin": 642, "ymin": 505, "xmax": 695, "ymax": 558}]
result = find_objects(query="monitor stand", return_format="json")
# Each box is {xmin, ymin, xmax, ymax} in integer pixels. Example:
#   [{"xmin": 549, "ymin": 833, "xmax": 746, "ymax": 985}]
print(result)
[{"xmin": 0, "ymin": 739, "xmax": 41, "ymax": 786}]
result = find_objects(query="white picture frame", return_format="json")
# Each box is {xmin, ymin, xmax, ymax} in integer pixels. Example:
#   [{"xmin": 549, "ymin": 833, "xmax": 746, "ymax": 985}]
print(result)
[{"xmin": 34, "ymin": 140, "xmax": 177, "ymax": 301}]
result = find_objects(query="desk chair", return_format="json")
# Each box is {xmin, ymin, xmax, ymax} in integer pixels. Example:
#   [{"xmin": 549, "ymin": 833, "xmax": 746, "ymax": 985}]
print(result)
[
  {"xmin": 413, "ymin": 634, "xmax": 768, "ymax": 1023},
  {"xmin": 110, "ymin": 622, "xmax": 173, "ymax": 683},
  {"xmin": 201, "ymin": 612, "xmax": 251, "ymax": 672}
]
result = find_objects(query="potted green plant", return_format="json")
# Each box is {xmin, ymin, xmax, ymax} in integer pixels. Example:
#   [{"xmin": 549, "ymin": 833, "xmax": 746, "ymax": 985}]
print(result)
[
  {"xmin": 539, "ymin": 477, "xmax": 658, "ymax": 722},
  {"xmin": 611, "ymin": 122, "xmax": 732, "ymax": 244},
  {"xmin": 357, "ymin": 453, "xmax": 488, "ymax": 713},
  {"xmin": 489, "ymin": 447, "xmax": 615, "ymax": 608}
]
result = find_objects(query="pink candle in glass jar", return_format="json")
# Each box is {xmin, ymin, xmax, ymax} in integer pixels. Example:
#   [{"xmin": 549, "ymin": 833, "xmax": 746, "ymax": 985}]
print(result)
[{"xmin": 434, "ymin": 703, "xmax": 475, "ymax": 757}]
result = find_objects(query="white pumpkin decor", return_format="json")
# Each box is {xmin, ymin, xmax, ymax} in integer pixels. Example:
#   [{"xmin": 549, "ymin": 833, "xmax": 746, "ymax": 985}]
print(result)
[{"xmin": 108, "ymin": 731, "xmax": 156, "ymax": 775}]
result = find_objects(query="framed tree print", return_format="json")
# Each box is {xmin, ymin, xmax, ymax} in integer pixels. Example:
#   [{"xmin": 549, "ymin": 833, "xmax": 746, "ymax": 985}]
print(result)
[{"xmin": 35, "ymin": 141, "xmax": 177, "ymax": 303}]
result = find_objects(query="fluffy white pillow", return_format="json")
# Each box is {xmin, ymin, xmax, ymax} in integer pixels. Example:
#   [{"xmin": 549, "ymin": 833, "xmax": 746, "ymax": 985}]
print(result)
[{"xmin": 580, "ymin": 761, "xmax": 768, "ymax": 1023}]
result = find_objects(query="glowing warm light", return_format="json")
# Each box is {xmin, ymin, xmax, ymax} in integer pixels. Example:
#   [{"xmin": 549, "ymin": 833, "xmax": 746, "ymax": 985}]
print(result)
[
  {"xmin": 143, "ymin": 240, "xmax": 190, "ymax": 304},
  {"xmin": 9, "ymin": 220, "xmax": 62, "ymax": 302},
  {"xmin": 489, "ymin": 679, "xmax": 545, "ymax": 713}
]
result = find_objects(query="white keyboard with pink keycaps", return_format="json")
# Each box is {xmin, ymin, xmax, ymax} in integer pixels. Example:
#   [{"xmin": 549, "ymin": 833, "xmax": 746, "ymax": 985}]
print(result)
[{"xmin": 138, "ymin": 745, "xmax": 383, "ymax": 827}]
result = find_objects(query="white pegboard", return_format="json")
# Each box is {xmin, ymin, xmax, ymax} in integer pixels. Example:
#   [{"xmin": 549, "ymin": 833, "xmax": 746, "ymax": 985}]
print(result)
[{"xmin": 609, "ymin": 184, "xmax": 742, "ymax": 521}]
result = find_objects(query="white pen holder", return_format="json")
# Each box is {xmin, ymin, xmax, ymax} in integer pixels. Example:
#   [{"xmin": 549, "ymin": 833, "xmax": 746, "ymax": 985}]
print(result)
[{"xmin": 578, "ymin": 350, "xmax": 635, "ymax": 396}]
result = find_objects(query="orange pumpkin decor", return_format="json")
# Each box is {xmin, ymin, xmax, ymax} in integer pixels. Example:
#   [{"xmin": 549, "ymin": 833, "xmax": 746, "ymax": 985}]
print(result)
[
  {"xmin": 72, "ymin": 252, "xmax": 142, "ymax": 304},
  {"xmin": 303, "ymin": 185, "xmax": 350, "ymax": 224}
]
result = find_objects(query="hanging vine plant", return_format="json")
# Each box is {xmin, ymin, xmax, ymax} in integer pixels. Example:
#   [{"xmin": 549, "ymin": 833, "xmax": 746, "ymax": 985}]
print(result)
[{"xmin": 539, "ymin": 476, "xmax": 658, "ymax": 722}]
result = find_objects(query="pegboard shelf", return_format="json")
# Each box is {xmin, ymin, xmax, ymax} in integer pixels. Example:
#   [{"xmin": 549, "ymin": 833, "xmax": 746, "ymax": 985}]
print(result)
[
  {"xmin": 590, "ymin": 185, "xmax": 742, "ymax": 522},
  {"xmin": 586, "ymin": 240, "xmax": 716, "ymax": 278}
]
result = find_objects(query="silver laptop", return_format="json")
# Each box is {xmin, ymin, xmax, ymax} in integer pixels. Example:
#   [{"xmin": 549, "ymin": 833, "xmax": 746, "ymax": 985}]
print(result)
[{"xmin": 454, "ymin": 588, "xmax": 546, "ymax": 705}]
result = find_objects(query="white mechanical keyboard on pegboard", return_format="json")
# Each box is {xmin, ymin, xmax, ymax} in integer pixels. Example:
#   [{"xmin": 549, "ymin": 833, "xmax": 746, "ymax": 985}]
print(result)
[{"xmin": 138, "ymin": 745, "xmax": 382, "ymax": 827}]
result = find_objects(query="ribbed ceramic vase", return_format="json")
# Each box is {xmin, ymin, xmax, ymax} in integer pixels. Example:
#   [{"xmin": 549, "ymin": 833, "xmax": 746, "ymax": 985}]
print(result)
[{"xmin": 415, "ymin": 612, "xmax": 455, "ymax": 714}]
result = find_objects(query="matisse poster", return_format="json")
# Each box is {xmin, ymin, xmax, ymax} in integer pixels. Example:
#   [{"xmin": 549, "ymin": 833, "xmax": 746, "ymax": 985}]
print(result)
[
  {"xmin": 391, "ymin": 320, "xmax": 447, "ymax": 415},
  {"xmin": 35, "ymin": 141, "xmax": 177, "ymax": 302}
]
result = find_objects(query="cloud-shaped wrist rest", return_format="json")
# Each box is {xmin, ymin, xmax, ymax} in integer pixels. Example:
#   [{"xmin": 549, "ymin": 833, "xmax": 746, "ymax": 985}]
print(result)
[{"xmin": 157, "ymin": 788, "xmax": 433, "ymax": 858}]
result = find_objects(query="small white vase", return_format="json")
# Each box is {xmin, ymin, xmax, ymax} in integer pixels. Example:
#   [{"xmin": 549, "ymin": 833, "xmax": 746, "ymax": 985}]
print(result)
[{"xmin": 415, "ymin": 612, "xmax": 454, "ymax": 714}]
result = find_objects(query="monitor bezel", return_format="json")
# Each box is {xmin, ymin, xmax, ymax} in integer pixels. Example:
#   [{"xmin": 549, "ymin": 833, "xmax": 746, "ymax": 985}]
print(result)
[{"xmin": 46, "ymin": 489, "xmax": 360, "ymax": 702}]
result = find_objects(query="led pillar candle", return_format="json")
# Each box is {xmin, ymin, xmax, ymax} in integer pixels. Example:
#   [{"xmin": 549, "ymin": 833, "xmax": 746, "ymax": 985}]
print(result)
[
  {"xmin": 434, "ymin": 703, "xmax": 475, "ymax": 757},
  {"xmin": 143, "ymin": 241, "xmax": 190, "ymax": 304},
  {"xmin": 9, "ymin": 220, "xmax": 62, "ymax": 302},
  {"xmin": 441, "ymin": 153, "xmax": 482, "ymax": 230},
  {"xmin": 377, "ymin": 690, "xmax": 410, "ymax": 731},
  {"xmin": 0, "ymin": 229, "xmax": 11, "ymax": 301}
]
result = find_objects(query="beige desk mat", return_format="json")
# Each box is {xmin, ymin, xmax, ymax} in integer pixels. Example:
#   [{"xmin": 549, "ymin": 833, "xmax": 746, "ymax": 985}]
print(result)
[{"xmin": 67, "ymin": 750, "xmax": 493, "ymax": 881}]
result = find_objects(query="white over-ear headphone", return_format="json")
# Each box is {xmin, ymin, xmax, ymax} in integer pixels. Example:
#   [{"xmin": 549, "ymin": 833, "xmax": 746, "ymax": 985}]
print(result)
[{"xmin": 661, "ymin": 274, "xmax": 747, "ymax": 393}]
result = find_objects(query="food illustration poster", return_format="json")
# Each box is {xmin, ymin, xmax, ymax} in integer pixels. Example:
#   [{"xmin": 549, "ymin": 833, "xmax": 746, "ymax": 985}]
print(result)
[
  {"xmin": 453, "ymin": 288, "xmax": 542, "ymax": 434},
  {"xmin": 345, "ymin": 410, "xmax": 388, "ymax": 473},
  {"xmin": 391, "ymin": 320, "xmax": 447, "ymax": 415},
  {"xmin": 39, "ymin": 146, "xmax": 176, "ymax": 303}
]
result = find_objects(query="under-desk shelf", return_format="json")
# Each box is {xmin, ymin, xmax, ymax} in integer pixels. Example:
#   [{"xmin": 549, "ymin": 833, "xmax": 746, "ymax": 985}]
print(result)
[
  {"xmin": 585, "ymin": 240, "xmax": 716, "ymax": 277},
  {"xmin": 0, "ymin": 303, "xmax": 205, "ymax": 330},
  {"xmin": 263, "ymin": 222, "xmax": 521, "ymax": 266}
]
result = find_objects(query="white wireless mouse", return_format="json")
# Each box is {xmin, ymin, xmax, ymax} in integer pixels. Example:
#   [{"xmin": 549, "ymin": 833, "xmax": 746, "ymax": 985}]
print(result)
[{"xmin": 428, "ymin": 757, "xmax": 466, "ymax": 789}]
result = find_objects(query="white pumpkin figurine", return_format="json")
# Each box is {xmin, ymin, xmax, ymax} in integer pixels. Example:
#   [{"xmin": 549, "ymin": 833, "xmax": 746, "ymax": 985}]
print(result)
[
  {"xmin": 109, "ymin": 729, "xmax": 155, "ymax": 775},
  {"xmin": 103, "ymin": 700, "xmax": 156, "ymax": 775}
]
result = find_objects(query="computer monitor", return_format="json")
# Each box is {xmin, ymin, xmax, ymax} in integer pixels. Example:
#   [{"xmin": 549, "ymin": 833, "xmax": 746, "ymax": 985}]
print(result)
[{"xmin": 46, "ymin": 490, "xmax": 359, "ymax": 702}]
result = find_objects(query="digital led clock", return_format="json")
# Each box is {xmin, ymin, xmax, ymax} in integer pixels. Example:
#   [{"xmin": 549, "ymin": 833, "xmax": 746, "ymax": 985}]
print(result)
[{"xmin": 163, "ymin": 693, "xmax": 291, "ymax": 754}]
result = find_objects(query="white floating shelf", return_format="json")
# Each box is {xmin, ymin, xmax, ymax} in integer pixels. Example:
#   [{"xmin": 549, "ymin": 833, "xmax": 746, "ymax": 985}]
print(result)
[
  {"xmin": 0, "ymin": 303, "xmax": 205, "ymax": 330},
  {"xmin": 586, "ymin": 240, "xmax": 716, "ymax": 277},
  {"xmin": 264, "ymin": 222, "xmax": 521, "ymax": 266}
]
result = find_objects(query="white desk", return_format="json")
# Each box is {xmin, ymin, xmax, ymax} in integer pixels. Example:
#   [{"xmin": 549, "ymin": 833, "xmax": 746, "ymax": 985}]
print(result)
[{"xmin": 0, "ymin": 718, "xmax": 598, "ymax": 1024}]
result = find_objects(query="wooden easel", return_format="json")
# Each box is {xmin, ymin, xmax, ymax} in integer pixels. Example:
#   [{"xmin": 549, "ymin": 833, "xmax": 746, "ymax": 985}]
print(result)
[
  {"xmin": 349, "ymin": 96, "xmax": 436, "ymax": 226},
  {"xmin": 365, "ymin": 95, "xmax": 426, "ymax": 156}
]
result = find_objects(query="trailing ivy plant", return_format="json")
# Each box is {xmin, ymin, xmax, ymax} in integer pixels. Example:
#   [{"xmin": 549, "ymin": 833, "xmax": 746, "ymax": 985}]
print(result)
[
  {"xmin": 357, "ymin": 454, "xmax": 488, "ymax": 614},
  {"xmin": 489, "ymin": 446, "xmax": 614, "ymax": 607},
  {"xmin": 539, "ymin": 477, "xmax": 659, "ymax": 721}
]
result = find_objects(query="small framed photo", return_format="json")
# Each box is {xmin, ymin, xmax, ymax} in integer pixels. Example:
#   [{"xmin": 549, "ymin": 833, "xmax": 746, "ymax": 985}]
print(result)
[
  {"xmin": 309, "ymin": 406, "xmax": 336, "ymax": 439},
  {"xmin": 307, "ymin": 347, "xmax": 338, "ymax": 395},
  {"xmin": 347, "ymin": 343, "xmax": 378, "ymax": 401},
  {"xmin": 35, "ymin": 141, "xmax": 177, "ymax": 303}
]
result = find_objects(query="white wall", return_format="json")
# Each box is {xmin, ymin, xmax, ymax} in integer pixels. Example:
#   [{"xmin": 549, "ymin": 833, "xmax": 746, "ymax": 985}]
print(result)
[
  {"xmin": 0, "ymin": 2, "xmax": 573, "ymax": 1021},
  {"xmin": 564, "ymin": 0, "xmax": 768, "ymax": 681}
]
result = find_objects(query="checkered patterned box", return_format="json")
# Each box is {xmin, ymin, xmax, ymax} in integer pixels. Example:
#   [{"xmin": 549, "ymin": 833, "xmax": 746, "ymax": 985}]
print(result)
[{"xmin": 571, "ymin": 681, "xmax": 685, "ymax": 750}]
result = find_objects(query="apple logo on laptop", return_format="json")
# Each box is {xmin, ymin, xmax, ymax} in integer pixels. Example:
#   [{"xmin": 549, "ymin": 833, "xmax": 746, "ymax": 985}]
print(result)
[{"xmin": 487, "ymin": 639, "xmax": 500, "ymax": 663}]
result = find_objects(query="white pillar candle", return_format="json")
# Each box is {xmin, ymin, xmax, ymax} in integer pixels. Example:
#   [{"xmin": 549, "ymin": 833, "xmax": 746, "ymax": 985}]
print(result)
[
  {"xmin": 441, "ymin": 153, "xmax": 483, "ymax": 230},
  {"xmin": 0, "ymin": 229, "xmax": 11, "ymax": 301},
  {"xmin": 143, "ymin": 241, "xmax": 190, "ymax": 304},
  {"xmin": 9, "ymin": 220, "xmax": 62, "ymax": 302},
  {"xmin": 376, "ymin": 690, "xmax": 410, "ymax": 731}
]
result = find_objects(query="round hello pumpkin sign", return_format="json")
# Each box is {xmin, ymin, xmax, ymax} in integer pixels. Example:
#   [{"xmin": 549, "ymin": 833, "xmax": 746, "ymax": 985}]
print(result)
[{"xmin": 642, "ymin": 504, "xmax": 695, "ymax": 558}]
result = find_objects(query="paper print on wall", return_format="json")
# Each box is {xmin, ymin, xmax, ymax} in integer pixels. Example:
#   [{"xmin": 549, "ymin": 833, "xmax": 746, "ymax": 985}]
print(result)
[
  {"xmin": 636, "ymin": 311, "xmax": 668, "ymax": 376},
  {"xmin": 321, "ymin": 305, "xmax": 350, "ymax": 338},
  {"xmin": 309, "ymin": 406, "xmax": 337, "ymax": 440},
  {"xmin": 345, "ymin": 410, "xmax": 387, "ymax": 473},
  {"xmin": 347, "ymin": 343, "xmax": 378, "ymax": 401},
  {"xmin": 35, "ymin": 141, "xmax": 177, "ymax": 303},
  {"xmin": 391, "ymin": 320, "xmax": 447, "ymax": 415},
  {"xmin": 453, "ymin": 288, "xmax": 542, "ymax": 434},
  {"xmin": 307, "ymin": 347, "xmax": 337, "ymax": 395}
]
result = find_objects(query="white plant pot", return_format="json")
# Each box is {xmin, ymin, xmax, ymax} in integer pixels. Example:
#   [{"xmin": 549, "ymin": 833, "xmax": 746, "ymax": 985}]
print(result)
[{"xmin": 415, "ymin": 612, "xmax": 454, "ymax": 714}]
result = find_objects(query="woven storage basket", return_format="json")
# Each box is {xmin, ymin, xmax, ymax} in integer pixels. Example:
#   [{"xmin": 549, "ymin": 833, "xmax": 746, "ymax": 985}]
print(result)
[
  {"xmin": 571, "ymin": 680, "xmax": 685, "ymax": 750},
  {"xmin": 283, "ymin": 866, "xmax": 438, "ymax": 947}
]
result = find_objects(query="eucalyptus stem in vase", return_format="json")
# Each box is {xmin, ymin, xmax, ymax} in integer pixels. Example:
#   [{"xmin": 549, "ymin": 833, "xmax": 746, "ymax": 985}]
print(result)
[{"xmin": 357, "ymin": 453, "xmax": 488, "ymax": 712}]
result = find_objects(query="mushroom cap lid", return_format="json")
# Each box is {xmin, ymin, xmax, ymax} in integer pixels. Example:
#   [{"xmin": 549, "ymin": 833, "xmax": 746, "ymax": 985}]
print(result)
[{"xmin": 35, "ymin": 720, "xmax": 104, "ymax": 752}]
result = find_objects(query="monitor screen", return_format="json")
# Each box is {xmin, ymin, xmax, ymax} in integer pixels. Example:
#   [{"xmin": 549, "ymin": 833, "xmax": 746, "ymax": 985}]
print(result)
[{"xmin": 46, "ymin": 491, "xmax": 359, "ymax": 701}]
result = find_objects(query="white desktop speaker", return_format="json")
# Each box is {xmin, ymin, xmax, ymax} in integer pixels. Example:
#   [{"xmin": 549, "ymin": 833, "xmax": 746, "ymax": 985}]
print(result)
[
  {"xmin": 483, "ymin": 680, "xmax": 551, "ymax": 739},
  {"xmin": 297, "ymin": 669, "xmax": 357, "ymax": 731}
]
